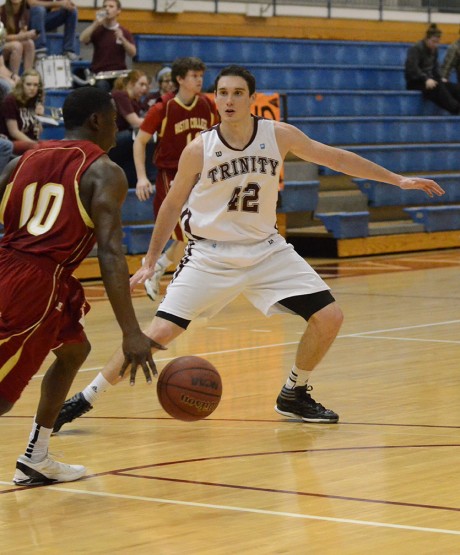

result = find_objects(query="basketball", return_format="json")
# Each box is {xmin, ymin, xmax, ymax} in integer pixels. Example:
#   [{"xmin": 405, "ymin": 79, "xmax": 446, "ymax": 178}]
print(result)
[{"xmin": 157, "ymin": 356, "xmax": 222, "ymax": 421}]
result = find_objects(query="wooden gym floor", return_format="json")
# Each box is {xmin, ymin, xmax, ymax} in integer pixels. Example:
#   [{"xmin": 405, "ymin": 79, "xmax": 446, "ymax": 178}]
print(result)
[{"xmin": 1, "ymin": 249, "xmax": 460, "ymax": 554}]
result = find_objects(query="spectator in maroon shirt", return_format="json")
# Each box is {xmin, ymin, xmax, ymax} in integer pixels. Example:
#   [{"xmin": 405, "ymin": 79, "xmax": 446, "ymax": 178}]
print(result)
[
  {"xmin": 109, "ymin": 70, "xmax": 155, "ymax": 186},
  {"xmin": 0, "ymin": 68, "xmax": 44, "ymax": 154},
  {"xmin": 79, "ymin": 0, "xmax": 136, "ymax": 92}
]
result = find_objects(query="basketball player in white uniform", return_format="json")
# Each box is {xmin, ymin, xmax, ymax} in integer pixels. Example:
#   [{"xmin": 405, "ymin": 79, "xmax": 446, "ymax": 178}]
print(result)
[{"xmin": 55, "ymin": 65, "xmax": 444, "ymax": 428}]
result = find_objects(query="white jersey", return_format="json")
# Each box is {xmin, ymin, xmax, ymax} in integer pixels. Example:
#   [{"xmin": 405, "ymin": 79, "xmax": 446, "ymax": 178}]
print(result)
[{"xmin": 181, "ymin": 117, "xmax": 283, "ymax": 244}]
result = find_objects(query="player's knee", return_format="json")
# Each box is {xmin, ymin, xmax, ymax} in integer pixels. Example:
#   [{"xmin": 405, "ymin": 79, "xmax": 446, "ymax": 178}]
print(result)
[
  {"xmin": 311, "ymin": 302, "xmax": 343, "ymax": 334},
  {"xmin": 146, "ymin": 315, "xmax": 186, "ymax": 347},
  {"xmin": 55, "ymin": 338, "xmax": 91, "ymax": 368}
]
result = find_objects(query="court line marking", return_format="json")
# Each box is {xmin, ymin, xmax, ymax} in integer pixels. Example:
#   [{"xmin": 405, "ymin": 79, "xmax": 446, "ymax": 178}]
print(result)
[
  {"xmin": 346, "ymin": 335, "xmax": 460, "ymax": 345},
  {"xmin": 32, "ymin": 318, "xmax": 460, "ymax": 379},
  {"xmin": 344, "ymin": 319, "xmax": 460, "ymax": 336},
  {"xmin": 37, "ymin": 486, "xmax": 460, "ymax": 536}
]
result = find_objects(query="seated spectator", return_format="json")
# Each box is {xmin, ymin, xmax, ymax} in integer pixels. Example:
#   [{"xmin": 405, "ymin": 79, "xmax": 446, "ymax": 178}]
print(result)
[
  {"xmin": 80, "ymin": 0, "xmax": 136, "ymax": 92},
  {"xmin": 0, "ymin": 27, "xmax": 20, "ymax": 97},
  {"xmin": 0, "ymin": 135, "xmax": 13, "ymax": 173},
  {"xmin": 441, "ymin": 25, "xmax": 460, "ymax": 84},
  {"xmin": 1, "ymin": 0, "xmax": 36, "ymax": 75},
  {"xmin": 405, "ymin": 23, "xmax": 460, "ymax": 115},
  {"xmin": 141, "ymin": 66, "xmax": 175, "ymax": 113},
  {"xmin": 109, "ymin": 70, "xmax": 155, "ymax": 186},
  {"xmin": 26, "ymin": 0, "xmax": 78, "ymax": 61},
  {"xmin": 0, "ymin": 68, "xmax": 43, "ymax": 154}
]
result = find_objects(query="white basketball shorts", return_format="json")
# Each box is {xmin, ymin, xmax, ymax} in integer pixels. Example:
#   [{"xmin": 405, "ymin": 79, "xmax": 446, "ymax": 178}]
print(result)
[{"xmin": 157, "ymin": 233, "xmax": 330, "ymax": 322}]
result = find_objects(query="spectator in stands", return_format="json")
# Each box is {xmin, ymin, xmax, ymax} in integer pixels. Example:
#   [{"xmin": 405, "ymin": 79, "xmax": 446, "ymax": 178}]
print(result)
[
  {"xmin": 441, "ymin": 25, "xmax": 460, "ymax": 85},
  {"xmin": 141, "ymin": 66, "xmax": 175, "ymax": 113},
  {"xmin": 0, "ymin": 26, "xmax": 20, "ymax": 97},
  {"xmin": 0, "ymin": 68, "xmax": 44, "ymax": 154},
  {"xmin": 109, "ymin": 69, "xmax": 155, "ymax": 186},
  {"xmin": 0, "ymin": 136, "xmax": 13, "ymax": 173},
  {"xmin": 1, "ymin": 0, "xmax": 36, "ymax": 75},
  {"xmin": 26, "ymin": 0, "xmax": 78, "ymax": 61},
  {"xmin": 405, "ymin": 23, "xmax": 460, "ymax": 115},
  {"xmin": 80, "ymin": 0, "xmax": 136, "ymax": 92}
]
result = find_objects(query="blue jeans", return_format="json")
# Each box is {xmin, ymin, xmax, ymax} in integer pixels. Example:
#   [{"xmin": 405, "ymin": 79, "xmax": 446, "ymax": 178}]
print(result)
[
  {"xmin": 29, "ymin": 6, "xmax": 78, "ymax": 53},
  {"xmin": 0, "ymin": 137, "xmax": 13, "ymax": 174}
]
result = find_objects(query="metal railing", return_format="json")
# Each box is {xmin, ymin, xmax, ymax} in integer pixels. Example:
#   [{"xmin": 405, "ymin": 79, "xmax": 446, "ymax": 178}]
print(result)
[{"xmin": 83, "ymin": 0, "xmax": 460, "ymax": 17}]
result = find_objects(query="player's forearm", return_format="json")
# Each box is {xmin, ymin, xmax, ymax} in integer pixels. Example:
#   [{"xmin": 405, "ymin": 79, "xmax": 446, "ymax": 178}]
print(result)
[
  {"xmin": 146, "ymin": 200, "xmax": 182, "ymax": 262},
  {"xmin": 133, "ymin": 139, "xmax": 148, "ymax": 180},
  {"xmin": 330, "ymin": 148, "xmax": 402, "ymax": 187},
  {"xmin": 98, "ymin": 249, "xmax": 143, "ymax": 336}
]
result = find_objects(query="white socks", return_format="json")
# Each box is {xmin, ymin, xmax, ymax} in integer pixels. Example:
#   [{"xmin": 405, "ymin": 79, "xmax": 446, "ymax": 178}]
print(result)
[
  {"xmin": 157, "ymin": 252, "xmax": 172, "ymax": 273},
  {"xmin": 285, "ymin": 365, "xmax": 312, "ymax": 389},
  {"xmin": 82, "ymin": 373, "xmax": 111, "ymax": 405},
  {"xmin": 25, "ymin": 420, "xmax": 52, "ymax": 463}
]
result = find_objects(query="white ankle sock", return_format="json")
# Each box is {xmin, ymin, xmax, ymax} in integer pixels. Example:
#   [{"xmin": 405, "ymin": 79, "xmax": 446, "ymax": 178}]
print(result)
[
  {"xmin": 25, "ymin": 419, "xmax": 52, "ymax": 463},
  {"xmin": 285, "ymin": 365, "xmax": 312, "ymax": 389},
  {"xmin": 82, "ymin": 373, "xmax": 111, "ymax": 405},
  {"xmin": 157, "ymin": 252, "xmax": 172, "ymax": 272}
]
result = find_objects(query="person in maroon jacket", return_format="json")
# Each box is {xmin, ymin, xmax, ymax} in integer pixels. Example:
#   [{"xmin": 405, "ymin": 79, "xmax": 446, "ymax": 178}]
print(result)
[
  {"xmin": 79, "ymin": 0, "xmax": 136, "ymax": 92},
  {"xmin": 109, "ymin": 69, "xmax": 151, "ymax": 186},
  {"xmin": 0, "ymin": 86, "xmax": 159, "ymax": 486}
]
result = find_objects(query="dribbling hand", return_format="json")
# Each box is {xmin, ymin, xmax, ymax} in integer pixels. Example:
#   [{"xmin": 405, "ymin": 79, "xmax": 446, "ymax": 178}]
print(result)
[{"xmin": 119, "ymin": 335, "xmax": 167, "ymax": 386}]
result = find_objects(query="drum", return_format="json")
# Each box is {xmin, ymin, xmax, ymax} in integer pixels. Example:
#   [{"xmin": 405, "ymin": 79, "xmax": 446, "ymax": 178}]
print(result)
[{"xmin": 36, "ymin": 56, "xmax": 73, "ymax": 90}]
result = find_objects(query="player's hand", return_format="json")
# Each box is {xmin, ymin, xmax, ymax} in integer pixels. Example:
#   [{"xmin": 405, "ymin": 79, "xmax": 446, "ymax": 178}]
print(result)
[
  {"xmin": 119, "ymin": 332, "xmax": 167, "ymax": 385},
  {"xmin": 130, "ymin": 257, "xmax": 157, "ymax": 291},
  {"xmin": 135, "ymin": 177, "xmax": 154, "ymax": 201},
  {"xmin": 398, "ymin": 177, "xmax": 445, "ymax": 198}
]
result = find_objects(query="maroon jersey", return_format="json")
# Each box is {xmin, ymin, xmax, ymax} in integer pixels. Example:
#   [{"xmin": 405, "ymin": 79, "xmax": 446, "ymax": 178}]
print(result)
[
  {"xmin": 90, "ymin": 24, "xmax": 134, "ymax": 73},
  {"xmin": 0, "ymin": 140, "xmax": 105, "ymax": 272},
  {"xmin": 141, "ymin": 93, "xmax": 217, "ymax": 169}
]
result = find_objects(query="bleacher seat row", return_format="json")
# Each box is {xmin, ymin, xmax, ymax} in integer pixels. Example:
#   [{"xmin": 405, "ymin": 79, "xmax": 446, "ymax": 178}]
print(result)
[{"xmin": 41, "ymin": 32, "xmax": 460, "ymax": 246}]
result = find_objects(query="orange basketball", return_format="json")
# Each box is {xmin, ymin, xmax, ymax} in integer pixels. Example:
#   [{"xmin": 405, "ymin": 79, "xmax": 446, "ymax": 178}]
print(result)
[{"xmin": 157, "ymin": 356, "xmax": 222, "ymax": 421}]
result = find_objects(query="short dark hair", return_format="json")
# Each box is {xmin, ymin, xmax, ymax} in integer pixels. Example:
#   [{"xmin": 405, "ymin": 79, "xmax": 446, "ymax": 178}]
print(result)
[
  {"xmin": 171, "ymin": 57, "xmax": 206, "ymax": 87},
  {"xmin": 63, "ymin": 87, "xmax": 113, "ymax": 130},
  {"xmin": 214, "ymin": 65, "xmax": 256, "ymax": 95},
  {"xmin": 103, "ymin": 0, "xmax": 122, "ymax": 8},
  {"xmin": 426, "ymin": 23, "xmax": 441, "ymax": 39}
]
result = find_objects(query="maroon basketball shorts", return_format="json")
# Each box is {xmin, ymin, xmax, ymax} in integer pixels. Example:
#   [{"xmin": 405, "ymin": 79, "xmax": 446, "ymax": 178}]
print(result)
[{"xmin": 0, "ymin": 249, "xmax": 90, "ymax": 404}]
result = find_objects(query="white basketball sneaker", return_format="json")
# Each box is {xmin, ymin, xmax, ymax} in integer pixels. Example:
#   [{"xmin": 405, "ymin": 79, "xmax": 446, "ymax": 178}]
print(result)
[
  {"xmin": 13, "ymin": 455, "xmax": 86, "ymax": 486},
  {"xmin": 142, "ymin": 257, "xmax": 167, "ymax": 302}
]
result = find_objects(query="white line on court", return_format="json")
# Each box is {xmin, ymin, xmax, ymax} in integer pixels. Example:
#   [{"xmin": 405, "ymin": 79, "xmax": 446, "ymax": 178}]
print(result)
[
  {"xmin": 343, "ymin": 319, "xmax": 460, "ymax": 336},
  {"xmin": 41, "ymin": 486, "xmax": 460, "ymax": 536},
  {"xmin": 345, "ymin": 335, "xmax": 460, "ymax": 345},
  {"xmin": 32, "ymin": 318, "xmax": 460, "ymax": 379}
]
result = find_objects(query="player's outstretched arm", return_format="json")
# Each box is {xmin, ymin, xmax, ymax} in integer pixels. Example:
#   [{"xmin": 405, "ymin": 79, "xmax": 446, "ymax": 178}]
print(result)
[{"xmin": 275, "ymin": 121, "xmax": 445, "ymax": 198}]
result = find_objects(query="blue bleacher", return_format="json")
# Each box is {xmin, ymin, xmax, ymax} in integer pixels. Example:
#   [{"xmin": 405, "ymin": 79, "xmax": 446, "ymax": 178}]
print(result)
[
  {"xmin": 316, "ymin": 212, "xmax": 370, "ymax": 239},
  {"xmin": 286, "ymin": 90, "xmax": 446, "ymax": 117},
  {"xmin": 353, "ymin": 174, "xmax": 460, "ymax": 207},
  {"xmin": 404, "ymin": 206, "xmax": 460, "ymax": 232},
  {"xmin": 121, "ymin": 189, "xmax": 153, "ymax": 223},
  {"xmin": 46, "ymin": 32, "xmax": 80, "ymax": 56},
  {"xmin": 292, "ymin": 115, "xmax": 460, "ymax": 145},
  {"xmin": 136, "ymin": 35, "xmax": 447, "ymax": 67},
  {"xmin": 202, "ymin": 63, "xmax": 405, "ymax": 92},
  {"xmin": 278, "ymin": 181, "xmax": 320, "ymax": 212}
]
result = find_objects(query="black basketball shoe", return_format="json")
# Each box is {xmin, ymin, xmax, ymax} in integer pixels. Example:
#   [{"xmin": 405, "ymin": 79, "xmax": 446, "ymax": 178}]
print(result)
[
  {"xmin": 53, "ymin": 392, "xmax": 93, "ymax": 433},
  {"xmin": 275, "ymin": 385, "xmax": 339, "ymax": 423}
]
